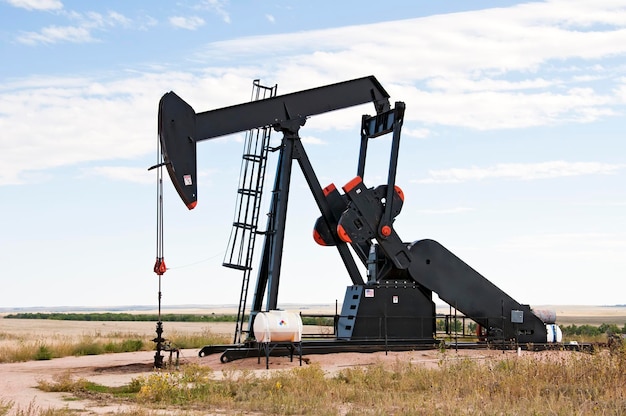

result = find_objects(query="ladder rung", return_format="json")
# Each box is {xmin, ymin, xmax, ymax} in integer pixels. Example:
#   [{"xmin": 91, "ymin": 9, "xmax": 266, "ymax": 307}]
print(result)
[
  {"xmin": 242, "ymin": 154, "xmax": 263, "ymax": 162},
  {"xmin": 233, "ymin": 222, "xmax": 255, "ymax": 230},
  {"xmin": 238, "ymin": 188, "xmax": 261, "ymax": 197},
  {"xmin": 223, "ymin": 263, "xmax": 252, "ymax": 271}
]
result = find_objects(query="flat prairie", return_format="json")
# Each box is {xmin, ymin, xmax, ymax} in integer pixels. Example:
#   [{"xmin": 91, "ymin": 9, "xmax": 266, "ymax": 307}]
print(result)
[
  {"xmin": 2, "ymin": 303, "xmax": 625, "ymax": 346},
  {"xmin": 0, "ymin": 304, "xmax": 625, "ymax": 415}
]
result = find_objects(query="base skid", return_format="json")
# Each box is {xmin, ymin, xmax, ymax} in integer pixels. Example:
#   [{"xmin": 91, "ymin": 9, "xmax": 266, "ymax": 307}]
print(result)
[
  {"xmin": 198, "ymin": 338, "xmax": 438, "ymax": 364},
  {"xmin": 198, "ymin": 338, "xmax": 596, "ymax": 364}
]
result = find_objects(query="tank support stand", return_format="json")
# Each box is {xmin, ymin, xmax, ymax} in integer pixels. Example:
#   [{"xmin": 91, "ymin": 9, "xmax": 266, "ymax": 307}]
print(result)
[{"xmin": 257, "ymin": 342, "xmax": 302, "ymax": 369}]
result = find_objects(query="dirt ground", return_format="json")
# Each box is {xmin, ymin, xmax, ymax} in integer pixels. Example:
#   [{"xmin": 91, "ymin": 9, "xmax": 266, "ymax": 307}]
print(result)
[{"xmin": 1, "ymin": 345, "xmax": 540, "ymax": 415}]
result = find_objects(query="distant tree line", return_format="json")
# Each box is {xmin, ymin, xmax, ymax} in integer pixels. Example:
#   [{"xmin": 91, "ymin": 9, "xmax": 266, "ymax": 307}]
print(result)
[
  {"xmin": 3, "ymin": 312, "xmax": 334, "ymax": 326},
  {"xmin": 4, "ymin": 312, "xmax": 240, "ymax": 322},
  {"xmin": 435, "ymin": 319, "xmax": 626, "ymax": 337},
  {"xmin": 560, "ymin": 323, "xmax": 626, "ymax": 337}
]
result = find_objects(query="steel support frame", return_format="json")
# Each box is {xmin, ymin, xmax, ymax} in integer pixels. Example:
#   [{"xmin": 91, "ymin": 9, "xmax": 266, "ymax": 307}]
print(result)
[{"xmin": 250, "ymin": 129, "xmax": 365, "ymax": 313}]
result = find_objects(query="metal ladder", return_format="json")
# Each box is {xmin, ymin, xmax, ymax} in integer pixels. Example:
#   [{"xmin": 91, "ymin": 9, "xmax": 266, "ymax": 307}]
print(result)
[{"xmin": 223, "ymin": 79, "xmax": 277, "ymax": 344}]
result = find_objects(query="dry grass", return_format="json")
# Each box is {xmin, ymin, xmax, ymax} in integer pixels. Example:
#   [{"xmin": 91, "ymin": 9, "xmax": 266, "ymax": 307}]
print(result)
[
  {"xmin": 26, "ymin": 346, "xmax": 626, "ymax": 416},
  {"xmin": 0, "ymin": 318, "xmax": 231, "ymax": 363},
  {"xmin": 557, "ymin": 315, "xmax": 626, "ymax": 326}
]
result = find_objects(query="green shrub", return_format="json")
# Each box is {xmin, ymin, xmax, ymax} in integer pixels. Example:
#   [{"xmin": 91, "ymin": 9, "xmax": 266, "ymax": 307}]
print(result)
[
  {"xmin": 34, "ymin": 344, "xmax": 53, "ymax": 360},
  {"xmin": 120, "ymin": 339, "xmax": 144, "ymax": 352},
  {"xmin": 72, "ymin": 342, "xmax": 104, "ymax": 356}
]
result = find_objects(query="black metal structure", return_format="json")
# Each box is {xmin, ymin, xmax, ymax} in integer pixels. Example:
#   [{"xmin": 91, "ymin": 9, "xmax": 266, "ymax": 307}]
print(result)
[{"xmin": 158, "ymin": 75, "xmax": 555, "ymax": 361}]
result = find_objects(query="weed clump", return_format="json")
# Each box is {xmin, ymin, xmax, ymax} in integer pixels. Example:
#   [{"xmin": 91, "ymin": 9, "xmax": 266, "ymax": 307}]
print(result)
[{"xmin": 34, "ymin": 344, "xmax": 53, "ymax": 361}]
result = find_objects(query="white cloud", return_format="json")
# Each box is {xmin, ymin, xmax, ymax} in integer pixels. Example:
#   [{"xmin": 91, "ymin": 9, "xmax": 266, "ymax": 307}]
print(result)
[
  {"xmin": 137, "ymin": 15, "xmax": 158, "ymax": 31},
  {"xmin": 416, "ymin": 207, "xmax": 473, "ymax": 215},
  {"xmin": 266, "ymin": 14, "xmax": 275, "ymax": 24},
  {"xmin": 403, "ymin": 128, "xmax": 430, "ymax": 139},
  {"xmin": 300, "ymin": 135, "xmax": 326, "ymax": 145},
  {"xmin": 576, "ymin": 200, "xmax": 626, "ymax": 207},
  {"xmin": 198, "ymin": 2, "xmax": 626, "ymax": 79},
  {"xmin": 426, "ymin": 77, "xmax": 556, "ymax": 93},
  {"xmin": 82, "ymin": 11, "xmax": 132, "ymax": 28},
  {"xmin": 169, "ymin": 16, "xmax": 205, "ymax": 30},
  {"xmin": 4, "ymin": 1, "xmax": 626, "ymax": 186},
  {"xmin": 107, "ymin": 11, "xmax": 131, "ymax": 26},
  {"xmin": 415, "ymin": 161, "xmax": 624, "ymax": 184},
  {"xmin": 400, "ymin": 86, "xmax": 616, "ymax": 129},
  {"xmin": 85, "ymin": 166, "xmax": 154, "ymax": 184},
  {"xmin": 498, "ymin": 232, "xmax": 626, "ymax": 258},
  {"xmin": 0, "ymin": 71, "xmax": 258, "ymax": 186},
  {"xmin": 6, "ymin": 0, "xmax": 62, "ymax": 10},
  {"xmin": 612, "ymin": 77, "xmax": 626, "ymax": 102},
  {"xmin": 195, "ymin": 0, "xmax": 230, "ymax": 24},
  {"xmin": 0, "ymin": 77, "xmax": 156, "ymax": 185},
  {"xmin": 191, "ymin": 1, "xmax": 626, "ymax": 129},
  {"xmin": 17, "ymin": 25, "xmax": 94, "ymax": 44},
  {"xmin": 16, "ymin": 9, "xmax": 133, "ymax": 45}
]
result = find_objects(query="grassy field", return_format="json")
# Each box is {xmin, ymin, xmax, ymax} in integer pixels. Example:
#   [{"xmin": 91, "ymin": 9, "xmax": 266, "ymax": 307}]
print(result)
[
  {"xmin": 0, "ymin": 315, "xmax": 233, "ymax": 363},
  {"xmin": 1, "ymin": 304, "xmax": 625, "ymax": 363},
  {"xmin": 1, "ymin": 305, "xmax": 625, "ymax": 415},
  {"xmin": 6, "ymin": 346, "xmax": 626, "ymax": 415}
]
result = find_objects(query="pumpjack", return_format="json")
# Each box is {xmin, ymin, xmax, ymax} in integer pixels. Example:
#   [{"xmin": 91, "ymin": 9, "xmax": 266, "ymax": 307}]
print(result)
[{"xmin": 158, "ymin": 76, "xmax": 561, "ymax": 361}]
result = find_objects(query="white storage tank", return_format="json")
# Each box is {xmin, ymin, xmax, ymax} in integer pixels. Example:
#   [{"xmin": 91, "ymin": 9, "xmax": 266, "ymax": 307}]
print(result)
[
  {"xmin": 546, "ymin": 324, "xmax": 563, "ymax": 343},
  {"xmin": 532, "ymin": 309, "xmax": 557, "ymax": 324},
  {"xmin": 253, "ymin": 310, "xmax": 303, "ymax": 343}
]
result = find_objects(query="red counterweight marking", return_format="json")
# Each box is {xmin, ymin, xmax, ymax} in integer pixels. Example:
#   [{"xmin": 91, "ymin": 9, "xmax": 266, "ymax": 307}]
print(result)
[
  {"xmin": 313, "ymin": 229, "xmax": 328, "ymax": 246},
  {"xmin": 323, "ymin": 183, "xmax": 336, "ymax": 196},
  {"xmin": 337, "ymin": 224, "xmax": 352, "ymax": 243},
  {"xmin": 394, "ymin": 185, "xmax": 404, "ymax": 201},
  {"xmin": 342, "ymin": 176, "xmax": 362, "ymax": 193}
]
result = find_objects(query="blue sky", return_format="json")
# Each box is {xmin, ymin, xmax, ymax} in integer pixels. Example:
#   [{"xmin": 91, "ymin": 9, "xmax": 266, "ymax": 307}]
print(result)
[{"xmin": 1, "ymin": 0, "xmax": 625, "ymax": 309}]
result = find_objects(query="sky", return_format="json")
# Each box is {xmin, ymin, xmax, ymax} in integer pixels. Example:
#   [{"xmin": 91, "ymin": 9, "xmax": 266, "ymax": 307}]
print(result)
[{"xmin": 1, "ymin": 0, "xmax": 625, "ymax": 310}]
